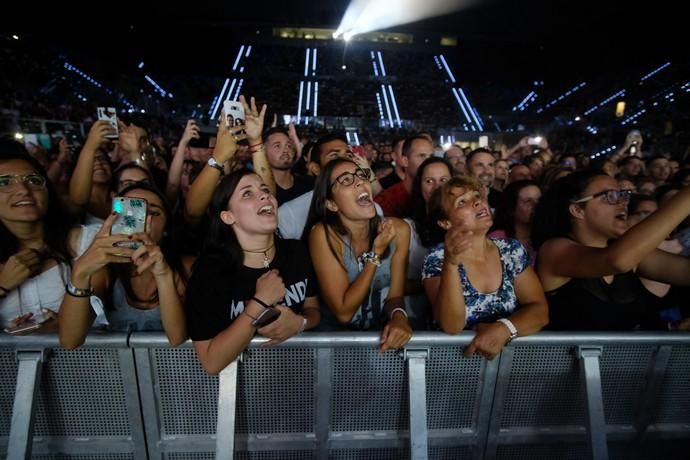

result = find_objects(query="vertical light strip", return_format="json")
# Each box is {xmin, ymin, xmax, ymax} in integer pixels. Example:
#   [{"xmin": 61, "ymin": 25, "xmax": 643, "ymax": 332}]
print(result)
[
  {"xmin": 304, "ymin": 48, "xmax": 310, "ymax": 77},
  {"xmin": 297, "ymin": 81, "xmax": 304, "ymax": 123},
  {"xmin": 210, "ymin": 78, "xmax": 232, "ymax": 118},
  {"xmin": 440, "ymin": 135, "xmax": 445, "ymax": 145},
  {"xmin": 232, "ymin": 79, "xmax": 244, "ymax": 101},
  {"xmin": 353, "ymin": 132, "xmax": 360, "ymax": 145},
  {"xmin": 346, "ymin": 132, "xmax": 352, "ymax": 143},
  {"xmin": 439, "ymin": 54, "xmax": 456, "ymax": 83},
  {"xmin": 380, "ymin": 84, "xmax": 394, "ymax": 128},
  {"xmin": 232, "ymin": 45, "xmax": 245, "ymax": 71},
  {"xmin": 312, "ymin": 48, "xmax": 317, "ymax": 74},
  {"xmin": 452, "ymin": 88, "xmax": 474, "ymax": 127},
  {"xmin": 314, "ymin": 82, "xmax": 319, "ymax": 117},
  {"xmin": 377, "ymin": 51, "xmax": 387, "ymax": 77},
  {"xmin": 226, "ymin": 79, "xmax": 238, "ymax": 101},
  {"xmin": 376, "ymin": 93, "xmax": 385, "ymax": 120},
  {"xmin": 388, "ymin": 85, "xmax": 401, "ymax": 127},
  {"xmin": 306, "ymin": 81, "xmax": 312, "ymax": 110},
  {"xmin": 245, "ymin": 46, "xmax": 252, "ymax": 57},
  {"xmin": 458, "ymin": 88, "xmax": 483, "ymax": 130},
  {"xmin": 372, "ymin": 61, "xmax": 379, "ymax": 77}
]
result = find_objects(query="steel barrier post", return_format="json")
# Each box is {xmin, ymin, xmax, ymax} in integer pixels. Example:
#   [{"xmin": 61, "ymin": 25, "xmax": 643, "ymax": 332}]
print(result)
[
  {"xmin": 577, "ymin": 346, "xmax": 608, "ymax": 460},
  {"xmin": 405, "ymin": 349, "xmax": 430, "ymax": 460},
  {"xmin": 7, "ymin": 349, "xmax": 44, "ymax": 460}
]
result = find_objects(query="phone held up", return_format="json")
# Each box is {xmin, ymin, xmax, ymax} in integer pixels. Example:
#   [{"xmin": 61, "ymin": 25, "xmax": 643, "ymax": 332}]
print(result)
[
  {"xmin": 110, "ymin": 197, "xmax": 147, "ymax": 249},
  {"xmin": 223, "ymin": 100, "xmax": 246, "ymax": 131},
  {"xmin": 97, "ymin": 107, "xmax": 119, "ymax": 139}
]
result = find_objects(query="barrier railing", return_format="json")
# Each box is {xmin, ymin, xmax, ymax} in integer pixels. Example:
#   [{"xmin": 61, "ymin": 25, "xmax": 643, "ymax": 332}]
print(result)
[{"xmin": 1, "ymin": 332, "xmax": 689, "ymax": 460}]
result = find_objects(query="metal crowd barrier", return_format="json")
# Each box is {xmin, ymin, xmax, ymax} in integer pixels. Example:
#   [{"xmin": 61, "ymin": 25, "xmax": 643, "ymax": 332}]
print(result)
[{"xmin": 1, "ymin": 332, "xmax": 689, "ymax": 460}]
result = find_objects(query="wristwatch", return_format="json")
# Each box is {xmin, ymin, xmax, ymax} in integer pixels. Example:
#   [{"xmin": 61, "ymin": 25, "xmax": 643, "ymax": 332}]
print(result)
[
  {"xmin": 206, "ymin": 157, "xmax": 225, "ymax": 175},
  {"xmin": 497, "ymin": 318, "xmax": 518, "ymax": 342},
  {"xmin": 65, "ymin": 281, "xmax": 95, "ymax": 298},
  {"xmin": 361, "ymin": 251, "xmax": 382, "ymax": 267}
]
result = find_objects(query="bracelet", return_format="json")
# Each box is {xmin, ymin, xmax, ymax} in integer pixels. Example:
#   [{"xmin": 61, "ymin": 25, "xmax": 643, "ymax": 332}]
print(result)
[
  {"xmin": 497, "ymin": 318, "xmax": 518, "ymax": 342},
  {"xmin": 251, "ymin": 296, "xmax": 272, "ymax": 309},
  {"xmin": 298, "ymin": 316, "xmax": 307, "ymax": 333},
  {"xmin": 243, "ymin": 309, "xmax": 259, "ymax": 321},
  {"xmin": 248, "ymin": 142, "xmax": 263, "ymax": 149},
  {"xmin": 389, "ymin": 307, "xmax": 408, "ymax": 320},
  {"xmin": 249, "ymin": 145, "xmax": 265, "ymax": 153},
  {"xmin": 361, "ymin": 251, "xmax": 381, "ymax": 267},
  {"xmin": 65, "ymin": 281, "xmax": 94, "ymax": 298}
]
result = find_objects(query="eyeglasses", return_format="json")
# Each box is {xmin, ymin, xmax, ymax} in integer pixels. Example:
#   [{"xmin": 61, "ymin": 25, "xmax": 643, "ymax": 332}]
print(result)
[
  {"xmin": 0, "ymin": 174, "xmax": 47, "ymax": 193},
  {"xmin": 118, "ymin": 179, "xmax": 152, "ymax": 191},
  {"xmin": 572, "ymin": 189, "xmax": 633, "ymax": 205},
  {"xmin": 331, "ymin": 168, "xmax": 371, "ymax": 188}
]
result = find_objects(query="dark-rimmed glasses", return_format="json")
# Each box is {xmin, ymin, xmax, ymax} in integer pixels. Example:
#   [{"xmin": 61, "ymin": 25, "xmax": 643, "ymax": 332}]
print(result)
[
  {"xmin": 331, "ymin": 168, "xmax": 371, "ymax": 188},
  {"xmin": 572, "ymin": 189, "xmax": 632, "ymax": 205}
]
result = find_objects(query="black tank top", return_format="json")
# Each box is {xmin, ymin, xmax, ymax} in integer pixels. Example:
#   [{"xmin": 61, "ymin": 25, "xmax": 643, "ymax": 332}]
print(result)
[{"xmin": 545, "ymin": 272, "xmax": 647, "ymax": 331}]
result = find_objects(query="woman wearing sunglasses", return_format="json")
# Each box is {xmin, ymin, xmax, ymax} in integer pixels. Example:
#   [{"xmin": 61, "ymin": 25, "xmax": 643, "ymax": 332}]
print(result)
[
  {"xmin": 305, "ymin": 158, "xmax": 412, "ymax": 353},
  {"xmin": 0, "ymin": 140, "xmax": 99, "ymax": 335},
  {"xmin": 533, "ymin": 170, "xmax": 690, "ymax": 330}
]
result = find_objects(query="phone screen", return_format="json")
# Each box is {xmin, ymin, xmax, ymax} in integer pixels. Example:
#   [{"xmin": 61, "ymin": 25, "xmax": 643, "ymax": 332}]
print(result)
[
  {"xmin": 111, "ymin": 197, "xmax": 147, "ymax": 249},
  {"xmin": 223, "ymin": 101, "xmax": 245, "ymax": 128},
  {"xmin": 97, "ymin": 107, "xmax": 119, "ymax": 139}
]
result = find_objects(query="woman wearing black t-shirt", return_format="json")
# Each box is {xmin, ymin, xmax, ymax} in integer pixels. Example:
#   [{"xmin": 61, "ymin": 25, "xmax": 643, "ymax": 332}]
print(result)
[{"xmin": 186, "ymin": 169, "xmax": 320, "ymax": 374}]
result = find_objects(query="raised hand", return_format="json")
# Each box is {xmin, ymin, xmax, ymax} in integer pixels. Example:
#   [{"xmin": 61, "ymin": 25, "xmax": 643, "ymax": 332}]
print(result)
[
  {"xmin": 180, "ymin": 120, "xmax": 200, "ymax": 145},
  {"xmin": 372, "ymin": 218, "xmax": 396, "ymax": 255},
  {"xmin": 443, "ymin": 226, "xmax": 475, "ymax": 266},
  {"xmin": 213, "ymin": 116, "xmax": 245, "ymax": 164},
  {"xmin": 84, "ymin": 120, "xmax": 114, "ymax": 151},
  {"xmin": 130, "ymin": 233, "xmax": 170, "ymax": 278},
  {"xmin": 72, "ymin": 212, "xmax": 136, "ymax": 282},
  {"xmin": 239, "ymin": 95, "xmax": 268, "ymax": 144}
]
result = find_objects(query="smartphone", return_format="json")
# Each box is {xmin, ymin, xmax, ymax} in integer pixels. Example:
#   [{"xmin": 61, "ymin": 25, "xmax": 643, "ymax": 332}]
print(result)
[
  {"xmin": 4, "ymin": 320, "xmax": 42, "ymax": 335},
  {"xmin": 478, "ymin": 136, "xmax": 489, "ymax": 148},
  {"xmin": 251, "ymin": 307, "xmax": 281, "ymax": 328},
  {"xmin": 528, "ymin": 136, "xmax": 542, "ymax": 146},
  {"xmin": 97, "ymin": 107, "xmax": 119, "ymax": 139},
  {"xmin": 111, "ymin": 197, "xmax": 147, "ymax": 249},
  {"xmin": 223, "ymin": 100, "xmax": 245, "ymax": 128}
]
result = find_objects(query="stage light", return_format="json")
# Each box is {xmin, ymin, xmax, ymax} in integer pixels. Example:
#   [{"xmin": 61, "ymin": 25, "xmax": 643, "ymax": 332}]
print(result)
[
  {"xmin": 14, "ymin": 132, "xmax": 23, "ymax": 140},
  {"xmin": 341, "ymin": 64, "xmax": 347, "ymax": 70}
]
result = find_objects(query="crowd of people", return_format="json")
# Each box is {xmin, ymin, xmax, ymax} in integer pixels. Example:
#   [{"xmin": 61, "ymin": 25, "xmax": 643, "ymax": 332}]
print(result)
[{"xmin": 2, "ymin": 92, "xmax": 690, "ymax": 374}]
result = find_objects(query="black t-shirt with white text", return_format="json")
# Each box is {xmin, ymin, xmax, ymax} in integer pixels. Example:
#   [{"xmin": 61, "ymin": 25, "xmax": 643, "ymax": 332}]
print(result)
[{"xmin": 186, "ymin": 239, "xmax": 317, "ymax": 341}]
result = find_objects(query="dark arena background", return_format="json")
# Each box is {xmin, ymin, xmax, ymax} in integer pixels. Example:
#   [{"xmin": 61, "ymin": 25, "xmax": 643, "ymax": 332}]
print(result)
[{"xmin": 1, "ymin": 1, "xmax": 689, "ymax": 459}]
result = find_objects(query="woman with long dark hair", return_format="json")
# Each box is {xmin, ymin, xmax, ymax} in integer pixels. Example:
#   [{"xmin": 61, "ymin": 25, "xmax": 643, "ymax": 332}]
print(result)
[
  {"xmin": 489, "ymin": 180, "xmax": 541, "ymax": 264},
  {"xmin": 533, "ymin": 170, "xmax": 690, "ymax": 330},
  {"xmin": 0, "ymin": 139, "xmax": 91, "ymax": 334},
  {"xmin": 305, "ymin": 158, "xmax": 412, "ymax": 351},
  {"xmin": 59, "ymin": 181, "xmax": 190, "ymax": 347},
  {"xmin": 186, "ymin": 168, "xmax": 320, "ymax": 374}
]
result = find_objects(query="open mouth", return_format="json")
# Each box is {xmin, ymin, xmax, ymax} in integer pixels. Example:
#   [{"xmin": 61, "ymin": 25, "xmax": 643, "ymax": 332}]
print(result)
[
  {"xmin": 356, "ymin": 192, "xmax": 372, "ymax": 206},
  {"xmin": 476, "ymin": 209, "xmax": 490, "ymax": 218},
  {"xmin": 12, "ymin": 200, "xmax": 37, "ymax": 208},
  {"xmin": 615, "ymin": 211, "xmax": 628, "ymax": 221},
  {"xmin": 257, "ymin": 205, "xmax": 274, "ymax": 216}
]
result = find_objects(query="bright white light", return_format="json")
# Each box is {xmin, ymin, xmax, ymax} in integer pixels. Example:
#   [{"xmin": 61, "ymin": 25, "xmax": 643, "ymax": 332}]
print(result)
[
  {"xmin": 443, "ymin": 142, "xmax": 452, "ymax": 150},
  {"xmin": 12, "ymin": 35, "xmax": 19, "ymax": 40},
  {"xmin": 341, "ymin": 64, "xmax": 347, "ymax": 70},
  {"xmin": 574, "ymin": 116, "xmax": 581, "ymax": 121},
  {"xmin": 335, "ymin": 0, "xmax": 476, "ymax": 38},
  {"xmin": 14, "ymin": 132, "xmax": 23, "ymax": 140},
  {"xmin": 343, "ymin": 31, "xmax": 354, "ymax": 41}
]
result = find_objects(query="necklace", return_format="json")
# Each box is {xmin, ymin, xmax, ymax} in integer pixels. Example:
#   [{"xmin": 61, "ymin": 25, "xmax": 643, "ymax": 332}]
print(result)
[{"xmin": 243, "ymin": 242, "xmax": 275, "ymax": 268}]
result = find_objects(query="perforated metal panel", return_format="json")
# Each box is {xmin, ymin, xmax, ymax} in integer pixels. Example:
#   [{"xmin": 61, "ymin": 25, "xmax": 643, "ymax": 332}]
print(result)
[
  {"xmin": 426, "ymin": 347, "xmax": 482, "ymax": 430},
  {"xmin": 652, "ymin": 346, "xmax": 690, "ymax": 424},
  {"xmin": 165, "ymin": 453, "xmax": 215, "ymax": 460},
  {"xmin": 332, "ymin": 348, "xmax": 408, "ymax": 431},
  {"xmin": 33, "ymin": 349, "xmax": 130, "ymax": 436},
  {"xmin": 496, "ymin": 443, "xmax": 588, "ymax": 460},
  {"xmin": 32, "ymin": 455, "xmax": 133, "ymax": 460},
  {"xmin": 329, "ymin": 448, "xmax": 409, "ymax": 459},
  {"xmin": 0, "ymin": 349, "xmax": 18, "ymax": 436},
  {"xmin": 600, "ymin": 345, "xmax": 653, "ymax": 424},
  {"xmin": 500, "ymin": 346, "xmax": 585, "ymax": 427},
  {"xmin": 235, "ymin": 452, "xmax": 315, "ymax": 460},
  {"xmin": 236, "ymin": 348, "xmax": 315, "ymax": 434},
  {"xmin": 153, "ymin": 348, "xmax": 219, "ymax": 435},
  {"xmin": 429, "ymin": 446, "xmax": 472, "ymax": 459}
]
